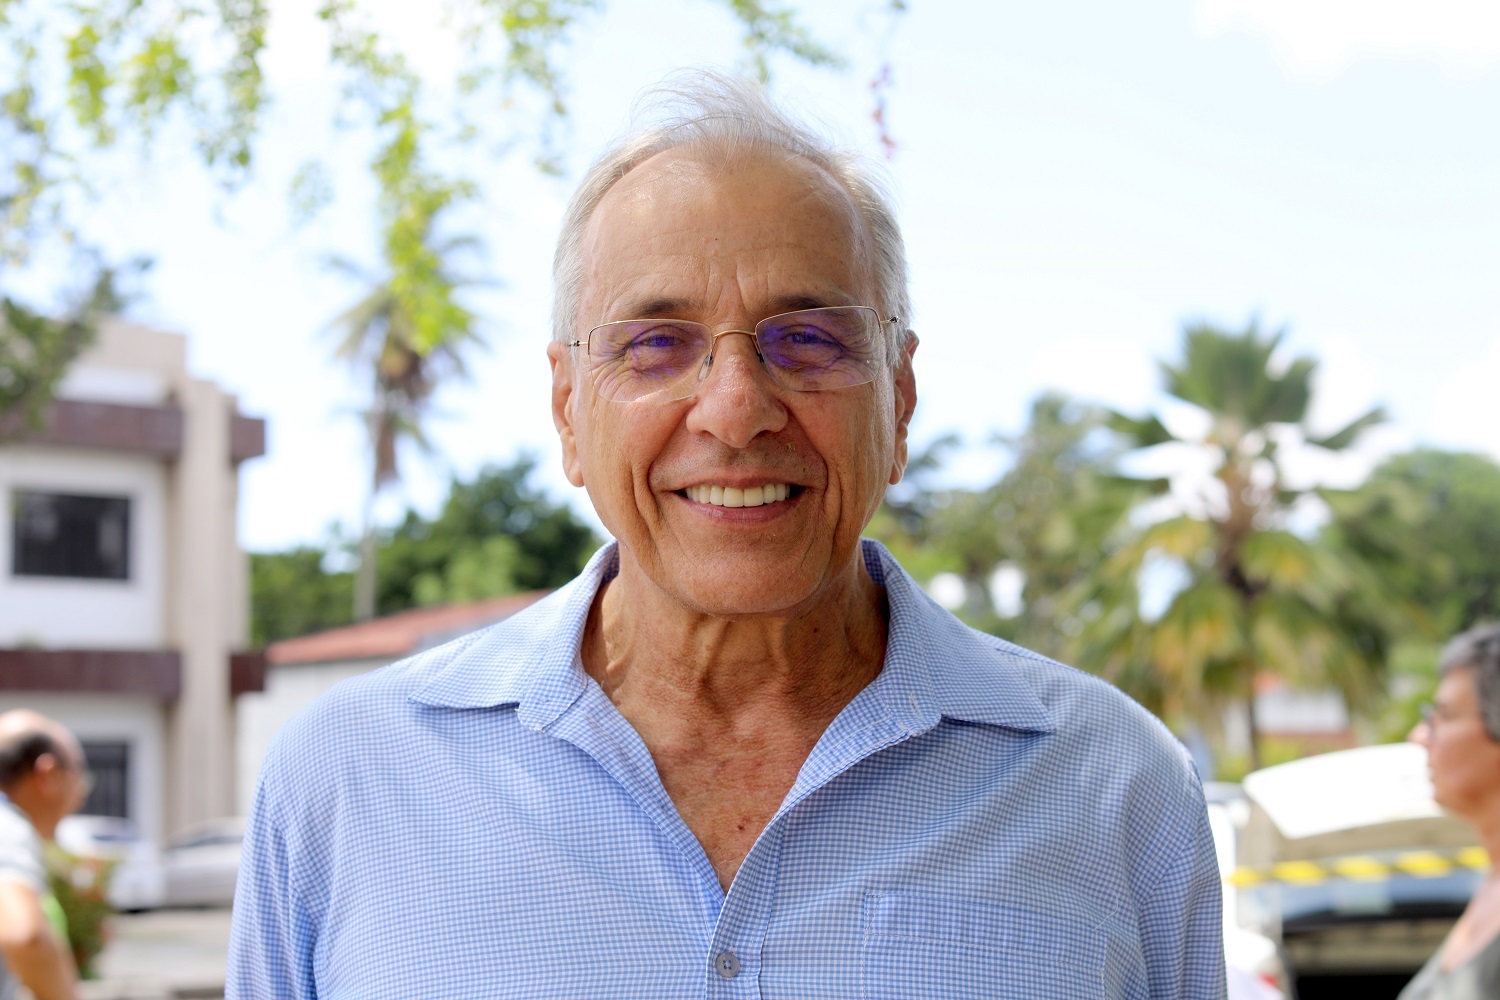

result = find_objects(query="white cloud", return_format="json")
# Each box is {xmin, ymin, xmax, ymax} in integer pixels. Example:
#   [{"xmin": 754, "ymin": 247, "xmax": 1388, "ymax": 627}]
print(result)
[
  {"xmin": 1026, "ymin": 335, "xmax": 1158, "ymax": 412},
  {"xmin": 1430, "ymin": 334, "xmax": 1500, "ymax": 460},
  {"xmin": 1193, "ymin": 0, "xmax": 1500, "ymax": 78}
]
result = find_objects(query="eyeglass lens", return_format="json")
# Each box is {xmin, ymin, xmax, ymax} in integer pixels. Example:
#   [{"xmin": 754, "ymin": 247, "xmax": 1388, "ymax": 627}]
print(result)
[{"xmin": 585, "ymin": 306, "xmax": 883, "ymax": 402}]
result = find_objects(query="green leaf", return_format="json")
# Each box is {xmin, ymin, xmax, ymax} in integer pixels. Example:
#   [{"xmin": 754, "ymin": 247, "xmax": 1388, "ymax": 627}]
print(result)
[
  {"xmin": 288, "ymin": 160, "xmax": 334, "ymax": 224},
  {"xmin": 125, "ymin": 31, "xmax": 194, "ymax": 121},
  {"xmin": 1306, "ymin": 405, "xmax": 1386, "ymax": 451},
  {"xmin": 65, "ymin": 21, "xmax": 114, "ymax": 144},
  {"xmin": 1106, "ymin": 409, "xmax": 1174, "ymax": 447}
]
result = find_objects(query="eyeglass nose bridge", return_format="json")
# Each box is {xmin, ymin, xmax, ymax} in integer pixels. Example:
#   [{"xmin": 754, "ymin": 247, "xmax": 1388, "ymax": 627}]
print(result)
[{"xmin": 696, "ymin": 328, "xmax": 766, "ymax": 383}]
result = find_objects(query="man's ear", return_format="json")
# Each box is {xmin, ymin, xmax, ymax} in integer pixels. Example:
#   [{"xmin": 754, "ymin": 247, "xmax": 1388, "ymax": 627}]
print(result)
[
  {"xmin": 888, "ymin": 333, "xmax": 918, "ymax": 486},
  {"xmin": 548, "ymin": 340, "xmax": 586, "ymax": 488}
]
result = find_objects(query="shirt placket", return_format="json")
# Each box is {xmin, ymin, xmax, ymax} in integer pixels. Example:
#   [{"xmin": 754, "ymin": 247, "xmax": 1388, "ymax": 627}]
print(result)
[{"xmin": 702, "ymin": 820, "xmax": 786, "ymax": 999}]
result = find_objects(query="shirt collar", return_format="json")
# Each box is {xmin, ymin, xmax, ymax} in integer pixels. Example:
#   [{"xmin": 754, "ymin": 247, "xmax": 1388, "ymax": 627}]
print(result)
[
  {"xmin": 409, "ymin": 543, "xmax": 616, "ymax": 727},
  {"xmin": 410, "ymin": 539, "xmax": 1054, "ymax": 735},
  {"xmin": 859, "ymin": 539, "xmax": 1054, "ymax": 734}
]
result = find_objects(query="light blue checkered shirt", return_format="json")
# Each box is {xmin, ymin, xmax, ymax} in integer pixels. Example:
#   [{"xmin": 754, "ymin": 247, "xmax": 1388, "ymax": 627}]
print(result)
[{"xmin": 228, "ymin": 540, "xmax": 1225, "ymax": 998}]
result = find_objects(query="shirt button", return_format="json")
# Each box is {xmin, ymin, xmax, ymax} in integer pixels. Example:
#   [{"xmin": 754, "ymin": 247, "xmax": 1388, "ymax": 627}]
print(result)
[{"xmin": 713, "ymin": 951, "xmax": 741, "ymax": 979}]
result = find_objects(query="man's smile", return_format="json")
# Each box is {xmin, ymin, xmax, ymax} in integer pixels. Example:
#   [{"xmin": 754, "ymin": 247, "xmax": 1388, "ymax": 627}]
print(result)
[{"xmin": 680, "ymin": 483, "xmax": 797, "ymax": 507}]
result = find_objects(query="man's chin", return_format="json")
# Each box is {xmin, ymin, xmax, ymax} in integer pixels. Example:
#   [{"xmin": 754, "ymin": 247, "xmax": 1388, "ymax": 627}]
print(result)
[
  {"xmin": 666, "ymin": 575, "xmax": 818, "ymax": 621},
  {"xmin": 613, "ymin": 531, "xmax": 869, "ymax": 616},
  {"xmin": 637, "ymin": 557, "xmax": 834, "ymax": 619}
]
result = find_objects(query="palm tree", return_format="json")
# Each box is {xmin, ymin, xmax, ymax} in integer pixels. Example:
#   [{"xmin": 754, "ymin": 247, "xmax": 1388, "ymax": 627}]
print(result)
[
  {"xmin": 1074, "ymin": 320, "xmax": 1395, "ymax": 770},
  {"xmin": 328, "ymin": 235, "xmax": 484, "ymax": 620}
]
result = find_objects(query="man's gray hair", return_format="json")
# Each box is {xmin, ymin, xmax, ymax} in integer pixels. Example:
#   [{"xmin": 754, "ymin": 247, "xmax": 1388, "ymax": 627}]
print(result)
[
  {"xmin": 1439, "ymin": 622, "xmax": 1500, "ymax": 741},
  {"xmin": 551, "ymin": 70, "xmax": 912, "ymax": 361}
]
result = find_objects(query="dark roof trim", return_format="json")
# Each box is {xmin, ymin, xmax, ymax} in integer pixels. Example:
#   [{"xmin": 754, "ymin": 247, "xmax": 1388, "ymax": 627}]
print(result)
[
  {"xmin": 12, "ymin": 400, "xmax": 184, "ymax": 457},
  {"xmin": 4, "ymin": 400, "xmax": 266, "ymax": 464},
  {"xmin": 230, "ymin": 414, "xmax": 266, "ymax": 464},
  {"xmin": 230, "ymin": 651, "xmax": 266, "ymax": 696},
  {"xmin": 0, "ymin": 648, "xmax": 181, "ymax": 700}
]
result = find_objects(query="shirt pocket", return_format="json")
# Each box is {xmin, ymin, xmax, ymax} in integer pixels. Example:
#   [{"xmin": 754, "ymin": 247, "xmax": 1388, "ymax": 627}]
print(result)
[{"xmin": 861, "ymin": 891, "xmax": 1107, "ymax": 1000}]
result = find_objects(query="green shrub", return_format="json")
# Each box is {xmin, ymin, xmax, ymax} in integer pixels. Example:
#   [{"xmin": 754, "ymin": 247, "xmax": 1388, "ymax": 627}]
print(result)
[{"xmin": 44, "ymin": 844, "xmax": 114, "ymax": 979}]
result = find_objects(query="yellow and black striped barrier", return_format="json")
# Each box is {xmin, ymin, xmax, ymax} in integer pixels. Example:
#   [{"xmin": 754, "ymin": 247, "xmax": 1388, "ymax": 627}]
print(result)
[{"xmin": 1228, "ymin": 847, "xmax": 1489, "ymax": 888}]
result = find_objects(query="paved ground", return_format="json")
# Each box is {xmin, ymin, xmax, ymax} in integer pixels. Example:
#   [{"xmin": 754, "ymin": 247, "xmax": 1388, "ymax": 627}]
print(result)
[{"xmin": 80, "ymin": 908, "xmax": 231, "ymax": 1000}]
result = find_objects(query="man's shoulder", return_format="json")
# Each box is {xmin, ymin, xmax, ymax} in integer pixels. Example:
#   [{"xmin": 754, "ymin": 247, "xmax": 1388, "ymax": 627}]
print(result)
[
  {"xmin": 973, "ymin": 627, "xmax": 1180, "ymax": 749},
  {"xmin": 0, "ymin": 799, "xmax": 45, "ymax": 889},
  {"xmin": 926, "ymin": 620, "xmax": 1212, "ymax": 888},
  {"xmin": 260, "ymin": 582, "xmax": 581, "ymax": 780},
  {"xmin": 872, "ymin": 543, "xmax": 1202, "ymax": 837},
  {"xmin": 870, "ymin": 540, "xmax": 1189, "ymax": 768}
]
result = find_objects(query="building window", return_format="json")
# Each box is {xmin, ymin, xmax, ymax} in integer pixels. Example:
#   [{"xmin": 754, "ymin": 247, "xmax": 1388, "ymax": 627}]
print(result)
[
  {"xmin": 11, "ymin": 491, "xmax": 131, "ymax": 580},
  {"xmin": 80, "ymin": 741, "xmax": 130, "ymax": 819}
]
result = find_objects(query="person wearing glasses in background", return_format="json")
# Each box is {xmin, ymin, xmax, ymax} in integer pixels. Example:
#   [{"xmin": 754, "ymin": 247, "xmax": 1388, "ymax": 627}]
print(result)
[
  {"xmin": 1403, "ymin": 624, "xmax": 1500, "ymax": 999},
  {"xmin": 0, "ymin": 710, "xmax": 90, "ymax": 1000},
  {"xmin": 229, "ymin": 72, "xmax": 1225, "ymax": 998}
]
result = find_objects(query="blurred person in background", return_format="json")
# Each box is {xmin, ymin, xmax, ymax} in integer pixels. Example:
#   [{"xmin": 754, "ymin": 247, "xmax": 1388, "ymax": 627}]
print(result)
[
  {"xmin": 0, "ymin": 710, "xmax": 87, "ymax": 1000},
  {"xmin": 1403, "ymin": 623, "xmax": 1500, "ymax": 999}
]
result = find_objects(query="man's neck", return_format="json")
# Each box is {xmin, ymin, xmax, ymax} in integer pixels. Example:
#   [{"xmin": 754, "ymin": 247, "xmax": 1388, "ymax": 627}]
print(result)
[
  {"xmin": 579, "ymin": 547, "xmax": 891, "ymax": 889},
  {"xmin": 582, "ymin": 550, "xmax": 889, "ymax": 731}
]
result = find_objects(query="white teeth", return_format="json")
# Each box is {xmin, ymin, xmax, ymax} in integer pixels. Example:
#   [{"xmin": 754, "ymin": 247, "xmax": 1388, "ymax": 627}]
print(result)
[{"xmin": 686, "ymin": 483, "xmax": 792, "ymax": 507}]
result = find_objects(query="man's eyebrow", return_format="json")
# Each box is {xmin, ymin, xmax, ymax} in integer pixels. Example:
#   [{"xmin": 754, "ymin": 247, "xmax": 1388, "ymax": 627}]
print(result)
[
  {"xmin": 619, "ymin": 297, "xmax": 692, "ymax": 319},
  {"xmin": 613, "ymin": 292, "xmax": 854, "ymax": 321},
  {"xmin": 768, "ymin": 294, "xmax": 840, "ymax": 314}
]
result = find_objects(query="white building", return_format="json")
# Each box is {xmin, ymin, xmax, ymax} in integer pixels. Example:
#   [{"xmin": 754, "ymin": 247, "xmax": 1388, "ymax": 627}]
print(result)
[{"xmin": 0, "ymin": 318, "xmax": 265, "ymax": 844}]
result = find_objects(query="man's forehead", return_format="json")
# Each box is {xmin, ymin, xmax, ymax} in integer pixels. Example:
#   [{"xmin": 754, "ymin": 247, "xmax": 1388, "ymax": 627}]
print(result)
[
  {"xmin": 587, "ymin": 147, "xmax": 866, "ymax": 253},
  {"xmin": 605, "ymin": 144, "xmax": 851, "ymax": 204},
  {"xmin": 577, "ymin": 146, "xmax": 871, "ymax": 319}
]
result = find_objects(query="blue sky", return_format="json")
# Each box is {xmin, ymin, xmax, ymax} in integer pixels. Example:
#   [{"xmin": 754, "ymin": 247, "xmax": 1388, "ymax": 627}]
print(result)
[{"xmin": 26, "ymin": 0, "xmax": 1500, "ymax": 551}]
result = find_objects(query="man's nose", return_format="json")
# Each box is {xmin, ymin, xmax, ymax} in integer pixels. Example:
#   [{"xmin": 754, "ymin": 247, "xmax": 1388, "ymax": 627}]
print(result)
[
  {"xmin": 686, "ymin": 331, "xmax": 787, "ymax": 447},
  {"xmin": 1408, "ymin": 719, "xmax": 1431, "ymax": 747}
]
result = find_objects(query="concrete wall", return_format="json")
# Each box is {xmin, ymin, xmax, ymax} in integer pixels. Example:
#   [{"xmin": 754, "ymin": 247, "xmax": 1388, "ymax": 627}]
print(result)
[
  {"xmin": 163, "ymin": 375, "xmax": 241, "ymax": 830},
  {"xmin": 0, "ymin": 446, "xmax": 169, "ymax": 648},
  {"xmin": 58, "ymin": 322, "xmax": 185, "ymax": 406}
]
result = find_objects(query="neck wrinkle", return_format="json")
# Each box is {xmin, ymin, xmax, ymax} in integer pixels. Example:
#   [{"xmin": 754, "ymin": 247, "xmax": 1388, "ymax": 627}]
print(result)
[{"xmin": 582, "ymin": 553, "xmax": 889, "ymax": 726}]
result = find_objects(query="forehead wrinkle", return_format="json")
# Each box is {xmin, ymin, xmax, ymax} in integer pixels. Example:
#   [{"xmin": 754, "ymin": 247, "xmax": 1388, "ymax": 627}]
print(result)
[{"xmin": 579, "ymin": 148, "xmax": 874, "ymax": 328}]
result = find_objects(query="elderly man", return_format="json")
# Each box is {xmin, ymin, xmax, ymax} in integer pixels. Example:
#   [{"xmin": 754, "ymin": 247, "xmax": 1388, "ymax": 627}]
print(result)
[
  {"xmin": 0, "ymin": 711, "xmax": 86, "ymax": 1000},
  {"xmin": 229, "ymin": 74, "xmax": 1224, "ymax": 998}
]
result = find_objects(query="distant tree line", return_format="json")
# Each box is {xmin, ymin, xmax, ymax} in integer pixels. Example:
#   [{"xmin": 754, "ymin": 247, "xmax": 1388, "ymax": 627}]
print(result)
[
  {"xmin": 871, "ymin": 320, "xmax": 1500, "ymax": 773},
  {"xmin": 250, "ymin": 455, "xmax": 598, "ymax": 646}
]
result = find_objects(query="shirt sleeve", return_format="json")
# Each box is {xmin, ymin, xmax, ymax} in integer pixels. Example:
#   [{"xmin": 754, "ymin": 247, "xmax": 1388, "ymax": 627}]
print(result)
[
  {"xmin": 226, "ymin": 767, "xmax": 319, "ymax": 1000},
  {"xmin": 1139, "ymin": 790, "xmax": 1227, "ymax": 1000},
  {"xmin": 0, "ymin": 813, "xmax": 46, "ymax": 891}
]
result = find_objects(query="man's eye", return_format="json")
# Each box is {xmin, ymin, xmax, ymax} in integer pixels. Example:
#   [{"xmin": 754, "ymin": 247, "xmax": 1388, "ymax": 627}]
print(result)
[
  {"xmin": 781, "ymin": 327, "xmax": 837, "ymax": 346},
  {"xmin": 631, "ymin": 331, "xmax": 686, "ymax": 350}
]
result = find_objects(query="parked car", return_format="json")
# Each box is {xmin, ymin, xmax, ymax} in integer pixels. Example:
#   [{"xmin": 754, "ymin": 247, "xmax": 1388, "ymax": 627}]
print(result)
[
  {"xmin": 1233, "ymin": 743, "xmax": 1481, "ymax": 1000},
  {"xmin": 54, "ymin": 814, "xmax": 165, "ymax": 912},
  {"xmin": 160, "ymin": 816, "xmax": 245, "ymax": 909}
]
